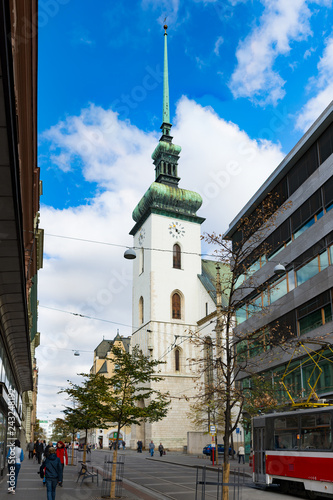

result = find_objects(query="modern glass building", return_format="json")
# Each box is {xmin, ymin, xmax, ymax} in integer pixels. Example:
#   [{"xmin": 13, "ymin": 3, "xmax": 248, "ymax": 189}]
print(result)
[{"xmin": 225, "ymin": 101, "xmax": 333, "ymax": 405}]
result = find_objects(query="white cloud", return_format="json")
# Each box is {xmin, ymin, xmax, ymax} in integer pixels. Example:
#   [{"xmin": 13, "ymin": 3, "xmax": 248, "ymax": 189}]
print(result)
[
  {"xmin": 295, "ymin": 35, "xmax": 333, "ymax": 131},
  {"xmin": 214, "ymin": 35, "xmax": 224, "ymax": 56},
  {"xmin": 229, "ymin": 0, "xmax": 322, "ymax": 105},
  {"xmin": 38, "ymin": 97, "xmax": 283, "ymax": 419}
]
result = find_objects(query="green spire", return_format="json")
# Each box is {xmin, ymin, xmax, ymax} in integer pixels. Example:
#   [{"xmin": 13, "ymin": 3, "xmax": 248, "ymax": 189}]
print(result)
[
  {"xmin": 162, "ymin": 24, "xmax": 170, "ymax": 127},
  {"xmin": 151, "ymin": 24, "xmax": 181, "ymax": 187}
]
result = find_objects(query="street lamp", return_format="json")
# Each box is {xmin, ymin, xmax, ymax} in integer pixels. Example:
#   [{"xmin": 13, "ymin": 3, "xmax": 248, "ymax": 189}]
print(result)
[
  {"xmin": 124, "ymin": 248, "xmax": 136, "ymax": 260},
  {"xmin": 273, "ymin": 263, "xmax": 286, "ymax": 275}
]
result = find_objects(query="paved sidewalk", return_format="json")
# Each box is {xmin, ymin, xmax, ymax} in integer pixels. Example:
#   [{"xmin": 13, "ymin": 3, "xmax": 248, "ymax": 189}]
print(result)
[
  {"xmin": 0, "ymin": 450, "xmax": 251, "ymax": 499},
  {"xmin": 0, "ymin": 455, "xmax": 158, "ymax": 500}
]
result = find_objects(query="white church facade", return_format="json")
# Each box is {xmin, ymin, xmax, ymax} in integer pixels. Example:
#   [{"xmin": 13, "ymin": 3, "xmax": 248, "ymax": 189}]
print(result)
[{"xmin": 128, "ymin": 25, "xmax": 227, "ymax": 450}]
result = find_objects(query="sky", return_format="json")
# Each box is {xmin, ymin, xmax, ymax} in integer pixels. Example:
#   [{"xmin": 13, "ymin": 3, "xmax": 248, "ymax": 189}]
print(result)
[{"xmin": 37, "ymin": 0, "xmax": 333, "ymax": 423}]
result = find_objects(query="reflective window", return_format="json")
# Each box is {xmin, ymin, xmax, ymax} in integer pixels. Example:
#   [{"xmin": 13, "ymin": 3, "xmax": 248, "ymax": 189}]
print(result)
[
  {"xmin": 296, "ymin": 256, "xmax": 319, "ymax": 286},
  {"xmin": 270, "ymin": 278, "xmax": 287, "ymax": 304},
  {"xmin": 301, "ymin": 413, "xmax": 332, "ymax": 450}
]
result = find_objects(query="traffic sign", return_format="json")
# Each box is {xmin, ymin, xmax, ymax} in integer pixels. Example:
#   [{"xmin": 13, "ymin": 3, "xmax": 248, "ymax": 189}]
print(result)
[{"xmin": 209, "ymin": 425, "xmax": 216, "ymax": 436}]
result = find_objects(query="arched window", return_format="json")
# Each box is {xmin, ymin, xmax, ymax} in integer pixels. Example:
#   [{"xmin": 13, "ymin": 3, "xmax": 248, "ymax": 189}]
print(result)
[
  {"xmin": 139, "ymin": 296, "xmax": 144, "ymax": 324},
  {"xmin": 173, "ymin": 243, "xmax": 181, "ymax": 269},
  {"xmin": 139, "ymin": 248, "xmax": 144, "ymax": 274},
  {"xmin": 172, "ymin": 292, "xmax": 181, "ymax": 319},
  {"xmin": 175, "ymin": 349, "xmax": 180, "ymax": 371}
]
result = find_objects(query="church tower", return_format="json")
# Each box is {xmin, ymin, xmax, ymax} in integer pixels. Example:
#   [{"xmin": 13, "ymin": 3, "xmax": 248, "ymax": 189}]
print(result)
[{"xmin": 129, "ymin": 25, "xmax": 205, "ymax": 450}]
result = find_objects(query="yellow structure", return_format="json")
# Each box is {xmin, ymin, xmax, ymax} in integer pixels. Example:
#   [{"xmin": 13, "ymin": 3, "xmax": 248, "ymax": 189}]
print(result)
[{"xmin": 88, "ymin": 334, "xmax": 132, "ymax": 449}]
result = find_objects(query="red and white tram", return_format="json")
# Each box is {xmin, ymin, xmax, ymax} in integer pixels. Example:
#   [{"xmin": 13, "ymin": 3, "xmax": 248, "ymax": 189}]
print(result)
[{"xmin": 252, "ymin": 407, "xmax": 333, "ymax": 497}]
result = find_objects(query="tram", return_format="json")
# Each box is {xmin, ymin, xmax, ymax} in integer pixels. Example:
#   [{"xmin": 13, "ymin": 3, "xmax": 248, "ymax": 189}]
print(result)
[{"xmin": 252, "ymin": 406, "xmax": 333, "ymax": 498}]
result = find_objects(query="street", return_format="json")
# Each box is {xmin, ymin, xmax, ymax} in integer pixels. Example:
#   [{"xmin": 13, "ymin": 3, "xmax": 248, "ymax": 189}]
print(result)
[{"xmin": 89, "ymin": 448, "xmax": 313, "ymax": 500}]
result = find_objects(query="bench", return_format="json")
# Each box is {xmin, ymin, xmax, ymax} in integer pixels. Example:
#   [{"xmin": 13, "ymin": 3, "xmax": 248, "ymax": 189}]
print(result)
[{"xmin": 77, "ymin": 463, "xmax": 99, "ymax": 484}]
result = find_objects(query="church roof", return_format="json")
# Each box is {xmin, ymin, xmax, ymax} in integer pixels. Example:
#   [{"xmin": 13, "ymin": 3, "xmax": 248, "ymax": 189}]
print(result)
[
  {"xmin": 131, "ymin": 181, "xmax": 204, "ymax": 234},
  {"xmin": 198, "ymin": 259, "xmax": 230, "ymax": 307},
  {"xmin": 130, "ymin": 25, "xmax": 205, "ymax": 236}
]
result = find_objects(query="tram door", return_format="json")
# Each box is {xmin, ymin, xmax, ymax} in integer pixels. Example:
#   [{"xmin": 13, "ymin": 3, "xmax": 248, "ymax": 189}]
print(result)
[{"xmin": 254, "ymin": 427, "xmax": 266, "ymax": 484}]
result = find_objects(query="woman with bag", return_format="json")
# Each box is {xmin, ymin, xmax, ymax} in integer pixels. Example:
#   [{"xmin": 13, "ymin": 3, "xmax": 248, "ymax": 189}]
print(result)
[
  {"xmin": 40, "ymin": 447, "xmax": 63, "ymax": 500},
  {"xmin": 158, "ymin": 443, "xmax": 164, "ymax": 457}
]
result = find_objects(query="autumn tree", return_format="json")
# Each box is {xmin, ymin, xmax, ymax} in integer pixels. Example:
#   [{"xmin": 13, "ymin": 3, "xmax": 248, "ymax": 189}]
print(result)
[
  {"xmin": 189, "ymin": 195, "xmax": 294, "ymax": 499},
  {"xmin": 51, "ymin": 417, "xmax": 72, "ymax": 443}
]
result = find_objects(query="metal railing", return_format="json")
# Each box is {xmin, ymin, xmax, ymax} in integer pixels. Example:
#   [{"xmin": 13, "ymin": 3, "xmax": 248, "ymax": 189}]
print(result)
[
  {"xmin": 101, "ymin": 453, "xmax": 125, "ymax": 498},
  {"xmin": 195, "ymin": 466, "xmax": 250, "ymax": 500}
]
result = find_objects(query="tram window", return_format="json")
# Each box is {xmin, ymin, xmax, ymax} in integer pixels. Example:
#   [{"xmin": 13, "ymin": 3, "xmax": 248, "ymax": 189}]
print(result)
[
  {"xmin": 301, "ymin": 413, "xmax": 332, "ymax": 450},
  {"xmin": 274, "ymin": 416, "xmax": 298, "ymax": 449}
]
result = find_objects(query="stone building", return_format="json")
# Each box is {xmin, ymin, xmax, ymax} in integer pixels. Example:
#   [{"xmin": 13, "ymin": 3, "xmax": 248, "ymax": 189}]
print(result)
[{"xmin": 89, "ymin": 334, "xmax": 131, "ymax": 449}]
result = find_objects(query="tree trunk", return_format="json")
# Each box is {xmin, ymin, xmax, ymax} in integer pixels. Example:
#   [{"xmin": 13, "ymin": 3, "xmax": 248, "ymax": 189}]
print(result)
[
  {"xmin": 223, "ymin": 462, "xmax": 230, "ymax": 500},
  {"xmin": 83, "ymin": 429, "xmax": 87, "ymax": 463},
  {"xmin": 71, "ymin": 431, "xmax": 74, "ymax": 465},
  {"xmin": 110, "ymin": 426, "xmax": 121, "ymax": 498}
]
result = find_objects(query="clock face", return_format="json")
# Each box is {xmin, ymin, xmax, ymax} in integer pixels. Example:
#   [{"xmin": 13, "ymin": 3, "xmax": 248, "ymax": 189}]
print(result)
[
  {"xmin": 168, "ymin": 221, "xmax": 185, "ymax": 238},
  {"xmin": 138, "ymin": 228, "xmax": 145, "ymax": 246}
]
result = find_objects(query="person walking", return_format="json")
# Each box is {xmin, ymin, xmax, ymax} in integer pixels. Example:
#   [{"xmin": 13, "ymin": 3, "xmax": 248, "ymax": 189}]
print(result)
[
  {"xmin": 35, "ymin": 439, "xmax": 44, "ymax": 464},
  {"xmin": 27, "ymin": 440, "xmax": 34, "ymax": 459},
  {"xmin": 56, "ymin": 441, "xmax": 68, "ymax": 475},
  {"xmin": 41, "ymin": 447, "xmax": 63, "ymax": 500},
  {"xmin": 7, "ymin": 439, "xmax": 24, "ymax": 494},
  {"xmin": 42, "ymin": 442, "xmax": 53, "ymax": 487},
  {"xmin": 149, "ymin": 441, "xmax": 155, "ymax": 457},
  {"xmin": 137, "ymin": 440, "xmax": 142, "ymax": 453},
  {"xmin": 238, "ymin": 445, "xmax": 245, "ymax": 464},
  {"xmin": 158, "ymin": 443, "xmax": 164, "ymax": 457}
]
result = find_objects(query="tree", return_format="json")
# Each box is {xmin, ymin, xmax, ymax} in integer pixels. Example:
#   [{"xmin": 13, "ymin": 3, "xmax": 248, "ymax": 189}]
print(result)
[
  {"xmin": 189, "ymin": 196, "xmax": 293, "ymax": 500},
  {"xmin": 33, "ymin": 419, "xmax": 46, "ymax": 440},
  {"xmin": 51, "ymin": 418, "xmax": 72, "ymax": 443},
  {"xmin": 62, "ymin": 345, "xmax": 170, "ymax": 499}
]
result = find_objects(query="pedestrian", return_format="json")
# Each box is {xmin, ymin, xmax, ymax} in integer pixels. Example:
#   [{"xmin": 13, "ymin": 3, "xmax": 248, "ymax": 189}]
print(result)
[
  {"xmin": 56, "ymin": 441, "xmax": 68, "ymax": 476},
  {"xmin": 27, "ymin": 440, "xmax": 34, "ymax": 459},
  {"xmin": 42, "ymin": 442, "xmax": 53, "ymax": 486},
  {"xmin": 238, "ymin": 445, "xmax": 245, "ymax": 464},
  {"xmin": 122, "ymin": 440, "xmax": 126, "ymax": 450},
  {"xmin": 41, "ymin": 446, "xmax": 63, "ymax": 500},
  {"xmin": 7, "ymin": 438, "xmax": 24, "ymax": 494},
  {"xmin": 137, "ymin": 440, "xmax": 142, "ymax": 453},
  {"xmin": 35, "ymin": 439, "xmax": 44, "ymax": 464},
  {"xmin": 149, "ymin": 440, "xmax": 155, "ymax": 457},
  {"xmin": 158, "ymin": 443, "xmax": 164, "ymax": 457}
]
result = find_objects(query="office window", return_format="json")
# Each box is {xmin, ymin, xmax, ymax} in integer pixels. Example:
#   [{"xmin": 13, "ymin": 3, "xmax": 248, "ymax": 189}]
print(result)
[
  {"xmin": 173, "ymin": 244, "xmax": 181, "ymax": 269},
  {"xmin": 318, "ymin": 122, "xmax": 333, "ymax": 165}
]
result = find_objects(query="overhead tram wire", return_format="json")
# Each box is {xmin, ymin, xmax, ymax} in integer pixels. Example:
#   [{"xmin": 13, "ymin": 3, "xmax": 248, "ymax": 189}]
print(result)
[{"xmin": 43, "ymin": 232, "xmax": 216, "ymax": 258}]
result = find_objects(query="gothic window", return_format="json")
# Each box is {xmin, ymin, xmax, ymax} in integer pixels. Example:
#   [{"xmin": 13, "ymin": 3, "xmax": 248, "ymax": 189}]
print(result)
[
  {"xmin": 173, "ymin": 243, "xmax": 181, "ymax": 269},
  {"xmin": 172, "ymin": 292, "xmax": 181, "ymax": 319},
  {"xmin": 139, "ymin": 248, "xmax": 144, "ymax": 274},
  {"xmin": 139, "ymin": 296, "xmax": 144, "ymax": 324},
  {"xmin": 175, "ymin": 349, "xmax": 180, "ymax": 371}
]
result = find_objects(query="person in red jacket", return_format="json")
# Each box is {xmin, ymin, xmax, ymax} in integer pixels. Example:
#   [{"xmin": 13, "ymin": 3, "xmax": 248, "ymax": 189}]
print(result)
[{"xmin": 56, "ymin": 441, "xmax": 68, "ymax": 477}]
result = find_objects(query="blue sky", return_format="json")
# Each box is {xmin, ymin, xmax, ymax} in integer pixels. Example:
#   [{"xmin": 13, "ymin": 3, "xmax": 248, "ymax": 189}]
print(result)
[{"xmin": 37, "ymin": 0, "xmax": 333, "ymax": 420}]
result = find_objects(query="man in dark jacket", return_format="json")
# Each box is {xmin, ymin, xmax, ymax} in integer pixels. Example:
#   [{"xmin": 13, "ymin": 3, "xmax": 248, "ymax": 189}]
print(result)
[
  {"xmin": 35, "ymin": 439, "xmax": 44, "ymax": 464},
  {"xmin": 41, "ymin": 447, "xmax": 63, "ymax": 499}
]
